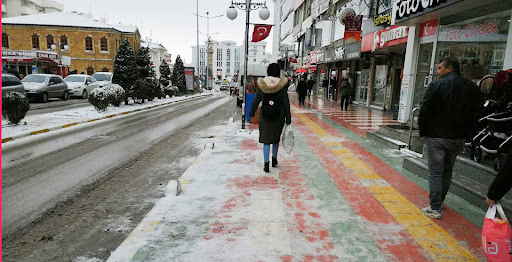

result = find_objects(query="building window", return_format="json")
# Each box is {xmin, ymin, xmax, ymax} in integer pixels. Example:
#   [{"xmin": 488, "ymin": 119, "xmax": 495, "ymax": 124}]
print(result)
[
  {"xmin": 87, "ymin": 66, "xmax": 94, "ymax": 75},
  {"xmin": 100, "ymin": 36, "xmax": 108, "ymax": 52},
  {"xmin": 217, "ymin": 48, "xmax": 222, "ymax": 67},
  {"xmin": 85, "ymin": 36, "xmax": 93, "ymax": 51},
  {"xmin": 253, "ymin": 58, "xmax": 256, "ymax": 62},
  {"xmin": 46, "ymin": 35, "xmax": 54, "ymax": 49},
  {"xmin": 2, "ymin": 33, "xmax": 9, "ymax": 48},
  {"xmin": 60, "ymin": 35, "xmax": 68, "ymax": 49},
  {"xmin": 31, "ymin": 34, "xmax": 40, "ymax": 49},
  {"xmin": 101, "ymin": 67, "xmax": 109, "ymax": 72}
]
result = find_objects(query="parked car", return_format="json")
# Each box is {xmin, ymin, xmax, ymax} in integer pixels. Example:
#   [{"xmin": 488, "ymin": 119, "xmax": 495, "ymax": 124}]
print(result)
[
  {"xmin": 22, "ymin": 74, "xmax": 68, "ymax": 102},
  {"xmin": 92, "ymin": 72, "xmax": 113, "ymax": 88},
  {"xmin": 64, "ymin": 74, "xmax": 100, "ymax": 99},
  {"xmin": 220, "ymin": 82, "xmax": 229, "ymax": 91},
  {"xmin": 2, "ymin": 72, "xmax": 26, "ymax": 96}
]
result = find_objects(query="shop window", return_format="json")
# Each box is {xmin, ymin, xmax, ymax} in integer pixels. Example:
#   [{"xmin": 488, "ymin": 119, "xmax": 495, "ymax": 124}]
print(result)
[
  {"xmin": 101, "ymin": 67, "xmax": 109, "ymax": 72},
  {"xmin": 87, "ymin": 66, "xmax": 94, "ymax": 75},
  {"xmin": 2, "ymin": 33, "xmax": 9, "ymax": 48},
  {"xmin": 60, "ymin": 35, "xmax": 68, "ymax": 49},
  {"xmin": 31, "ymin": 34, "xmax": 40, "ymax": 49},
  {"xmin": 46, "ymin": 35, "xmax": 54, "ymax": 49},
  {"xmin": 85, "ymin": 36, "xmax": 93, "ymax": 51},
  {"xmin": 436, "ymin": 10, "xmax": 511, "ymax": 82},
  {"xmin": 100, "ymin": 36, "xmax": 108, "ymax": 52}
]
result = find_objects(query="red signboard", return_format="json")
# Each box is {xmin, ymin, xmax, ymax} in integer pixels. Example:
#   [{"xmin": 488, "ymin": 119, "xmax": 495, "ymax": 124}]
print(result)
[
  {"xmin": 361, "ymin": 25, "xmax": 409, "ymax": 52},
  {"xmin": 419, "ymin": 19, "xmax": 438, "ymax": 37}
]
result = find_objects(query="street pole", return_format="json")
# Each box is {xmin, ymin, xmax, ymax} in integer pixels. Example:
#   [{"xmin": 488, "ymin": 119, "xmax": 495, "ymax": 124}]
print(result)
[
  {"xmin": 196, "ymin": 0, "xmax": 200, "ymax": 84},
  {"xmin": 241, "ymin": 0, "xmax": 250, "ymax": 129}
]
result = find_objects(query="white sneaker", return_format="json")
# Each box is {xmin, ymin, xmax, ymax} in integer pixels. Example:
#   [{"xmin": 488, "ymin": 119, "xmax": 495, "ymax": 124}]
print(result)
[{"xmin": 421, "ymin": 206, "xmax": 442, "ymax": 219}]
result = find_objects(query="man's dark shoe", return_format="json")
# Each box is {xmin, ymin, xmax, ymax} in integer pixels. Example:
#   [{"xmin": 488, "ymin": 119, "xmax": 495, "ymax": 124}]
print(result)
[
  {"xmin": 264, "ymin": 162, "xmax": 270, "ymax": 173},
  {"xmin": 272, "ymin": 157, "xmax": 278, "ymax": 167}
]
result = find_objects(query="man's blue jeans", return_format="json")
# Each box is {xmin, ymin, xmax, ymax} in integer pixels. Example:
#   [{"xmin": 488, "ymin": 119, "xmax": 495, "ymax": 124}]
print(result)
[
  {"xmin": 263, "ymin": 143, "xmax": 279, "ymax": 163},
  {"xmin": 426, "ymin": 137, "xmax": 465, "ymax": 211}
]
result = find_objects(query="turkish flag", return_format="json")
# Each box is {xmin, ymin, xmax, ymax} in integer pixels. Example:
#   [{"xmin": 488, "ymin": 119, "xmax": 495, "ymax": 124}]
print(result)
[{"xmin": 251, "ymin": 25, "xmax": 272, "ymax": 42}]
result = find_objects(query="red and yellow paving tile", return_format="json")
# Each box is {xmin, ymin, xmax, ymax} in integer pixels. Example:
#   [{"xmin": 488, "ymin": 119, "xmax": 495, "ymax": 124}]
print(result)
[{"xmin": 108, "ymin": 95, "xmax": 484, "ymax": 261}]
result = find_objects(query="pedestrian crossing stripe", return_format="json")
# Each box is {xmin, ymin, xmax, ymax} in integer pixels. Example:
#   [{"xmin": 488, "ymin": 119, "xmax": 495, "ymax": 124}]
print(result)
[{"xmin": 295, "ymin": 112, "xmax": 478, "ymax": 261}]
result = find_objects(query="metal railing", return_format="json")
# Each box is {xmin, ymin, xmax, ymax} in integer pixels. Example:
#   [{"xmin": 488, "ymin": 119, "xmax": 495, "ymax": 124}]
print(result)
[{"xmin": 408, "ymin": 107, "xmax": 420, "ymax": 149}]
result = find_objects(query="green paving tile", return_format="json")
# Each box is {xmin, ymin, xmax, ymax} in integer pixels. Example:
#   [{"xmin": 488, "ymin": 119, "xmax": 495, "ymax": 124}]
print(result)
[{"xmin": 292, "ymin": 129, "xmax": 385, "ymax": 259}]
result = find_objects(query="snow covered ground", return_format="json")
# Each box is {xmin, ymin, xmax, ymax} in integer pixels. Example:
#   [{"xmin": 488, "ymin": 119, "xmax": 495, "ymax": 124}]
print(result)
[{"xmin": 1, "ymin": 92, "xmax": 218, "ymax": 139}]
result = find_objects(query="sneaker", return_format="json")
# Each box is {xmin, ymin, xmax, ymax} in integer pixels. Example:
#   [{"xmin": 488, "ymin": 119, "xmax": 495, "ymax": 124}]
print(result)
[{"xmin": 421, "ymin": 206, "xmax": 441, "ymax": 219}]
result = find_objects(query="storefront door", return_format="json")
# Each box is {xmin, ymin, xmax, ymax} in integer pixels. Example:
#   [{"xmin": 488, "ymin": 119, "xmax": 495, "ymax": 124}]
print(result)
[
  {"xmin": 413, "ymin": 39, "xmax": 437, "ymax": 108},
  {"xmin": 355, "ymin": 69, "xmax": 370, "ymax": 105}
]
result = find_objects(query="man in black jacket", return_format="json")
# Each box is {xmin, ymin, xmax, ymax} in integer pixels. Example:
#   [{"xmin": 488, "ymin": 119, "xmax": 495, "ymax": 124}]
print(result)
[{"xmin": 418, "ymin": 57, "xmax": 480, "ymax": 219}]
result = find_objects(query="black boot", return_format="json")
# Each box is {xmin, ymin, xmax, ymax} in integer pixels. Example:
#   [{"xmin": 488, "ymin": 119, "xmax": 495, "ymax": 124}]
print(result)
[
  {"xmin": 272, "ymin": 157, "xmax": 278, "ymax": 167},
  {"xmin": 264, "ymin": 162, "xmax": 270, "ymax": 173}
]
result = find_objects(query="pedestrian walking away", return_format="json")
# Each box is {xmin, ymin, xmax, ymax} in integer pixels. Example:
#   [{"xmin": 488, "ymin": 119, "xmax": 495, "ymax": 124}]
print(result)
[
  {"xmin": 307, "ymin": 77, "xmax": 314, "ymax": 97},
  {"xmin": 339, "ymin": 78, "xmax": 351, "ymax": 110},
  {"xmin": 418, "ymin": 56, "xmax": 481, "ymax": 219},
  {"xmin": 249, "ymin": 63, "xmax": 292, "ymax": 173},
  {"xmin": 297, "ymin": 76, "xmax": 307, "ymax": 106}
]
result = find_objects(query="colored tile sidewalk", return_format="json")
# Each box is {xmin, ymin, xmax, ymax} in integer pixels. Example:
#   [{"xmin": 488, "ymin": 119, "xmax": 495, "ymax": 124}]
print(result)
[{"xmin": 107, "ymin": 94, "xmax": 485, "ymax": 262}]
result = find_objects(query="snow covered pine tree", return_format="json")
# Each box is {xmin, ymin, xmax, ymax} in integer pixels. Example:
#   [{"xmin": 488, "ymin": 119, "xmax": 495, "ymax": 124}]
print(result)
[
  {"xmin": 171, "ymin": 55, "xmax": 186, "ymax": 95},
  {"xmin": 159, "ymin": 59, "xmax": 171, "ymax": 98},
  {"xmin": 112, "ymin": 39, "xmax": 137, "ymax": 105}
]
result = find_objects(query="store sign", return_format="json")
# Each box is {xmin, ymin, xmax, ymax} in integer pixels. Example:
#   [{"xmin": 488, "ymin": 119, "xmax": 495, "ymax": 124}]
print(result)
[
  {"xmin": 316, "ymin": 50, "xmax": 325, "ymax": 64},
  {"xmin": 185, "ymin": 67, "xmax": 195, "ymax": 91},
  {"xmin": 419, "ymin": 19, "xmax": 438, "ymax": 37},
  {"xmin": 392, "ymin": 0, "xmax": 463, "ymax": 24},
  {"xmin": 439, "ymin": 18, "xmax": 502, "ymax": 42},
  {"xmin": 335, "ymin": 47, "xmax": 345, "ymax": 60},
  {"xmin": 361, "ymin": 26, "xmax": 409, "ymax": 52},
  {"xmin": 2, "ymin": 50, "xmax": 37, "ymax": 58},
  {"xmin": 374, "ymin": 11, "xmax": 392, "ymax": 26},
  {"xmin": 37, "ymin": 52, "xmax": 57, "ymax": 60}
]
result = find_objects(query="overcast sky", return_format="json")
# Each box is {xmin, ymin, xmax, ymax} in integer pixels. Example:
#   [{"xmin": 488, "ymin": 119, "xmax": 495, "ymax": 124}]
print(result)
[{"xmin": 63, "ymin": 0, "xmax": 275, "ymax": 64}]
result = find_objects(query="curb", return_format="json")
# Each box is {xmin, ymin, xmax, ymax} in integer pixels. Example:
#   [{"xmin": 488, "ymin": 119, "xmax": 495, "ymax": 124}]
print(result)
[{"xmin": 2, "ymin": 94, "xmax": 214, "ymax": 144}]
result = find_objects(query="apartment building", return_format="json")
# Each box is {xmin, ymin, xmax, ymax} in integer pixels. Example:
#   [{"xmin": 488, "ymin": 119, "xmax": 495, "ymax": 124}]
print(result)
[{"xmin": 2, "ymin": 0, "xmax": 63, "ymax": 18}]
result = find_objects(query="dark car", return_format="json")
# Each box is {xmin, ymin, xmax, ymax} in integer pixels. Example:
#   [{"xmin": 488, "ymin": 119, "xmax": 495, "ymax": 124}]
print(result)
[{"xmin": 2, "ymin": 72, "xmax": 26, "ymax": 96}]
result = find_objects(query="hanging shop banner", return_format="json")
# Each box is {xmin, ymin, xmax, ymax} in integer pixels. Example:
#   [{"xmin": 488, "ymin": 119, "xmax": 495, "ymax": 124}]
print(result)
[
  {"xmin": 311, "ymin": 0, "xmax": 320, "ymax": 19},
  {"xmin": 392, "ymin": 0, "xmax": 463, "ymax": 24},
  {"xmin": 310, "ymin": 50, "xmax": 318, "ymax": 64},
  {"xmin": 185, "ymin": 67, "xmax": 195, "ymax": 91},
  {"xmin": 316, "ymin": 49, "xmax": 326, "ymax": 64},
  {"xmin": 361, "ymin": 25, "xmax": 409, "ymax": 52},
  {"xmin": 319, "ymin": 0, "xmax": 330, "ymax": 15}
]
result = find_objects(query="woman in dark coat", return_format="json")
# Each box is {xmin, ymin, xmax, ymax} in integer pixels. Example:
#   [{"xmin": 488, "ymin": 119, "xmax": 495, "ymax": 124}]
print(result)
[
  {"xmin": 297, "ymin": 77, "xmax": 307, "ymax": 106},
  {"xmin": 249, "ymin": 63, "xmax": 292, "ymax": 173}
]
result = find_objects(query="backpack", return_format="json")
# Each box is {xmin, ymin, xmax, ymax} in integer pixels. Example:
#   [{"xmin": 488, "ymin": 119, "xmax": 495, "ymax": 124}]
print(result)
[{"xmin": 261, "ymin": 91, "xmax": 282, "ymax": 120}]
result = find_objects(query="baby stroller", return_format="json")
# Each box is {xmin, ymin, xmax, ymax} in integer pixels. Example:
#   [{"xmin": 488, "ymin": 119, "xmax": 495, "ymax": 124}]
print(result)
[{"xmin": 469, "ymin": 70, "xmax": 512, "ymax": 170}]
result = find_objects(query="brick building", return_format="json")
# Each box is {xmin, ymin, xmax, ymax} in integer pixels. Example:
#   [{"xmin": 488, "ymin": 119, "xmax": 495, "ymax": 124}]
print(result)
[{"xmin": 2, "ymin": 12, "xmax": 141, "ymax": 77}]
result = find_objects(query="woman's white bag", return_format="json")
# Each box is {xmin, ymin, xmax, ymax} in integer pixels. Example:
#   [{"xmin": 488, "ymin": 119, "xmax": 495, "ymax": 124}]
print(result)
[{"xmin": 282, "ymin": 124, "xmax": 294, "ymax": 153}]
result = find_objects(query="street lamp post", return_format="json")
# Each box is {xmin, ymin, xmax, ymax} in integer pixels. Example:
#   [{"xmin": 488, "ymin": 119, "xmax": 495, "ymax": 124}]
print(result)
[
  {"xmin": 51, "ymin": 41, "xmax": 69, "ymax": 77},
  {"xmin": 226, "ymin": 0, "xmax": 270, "ymax": 129}
]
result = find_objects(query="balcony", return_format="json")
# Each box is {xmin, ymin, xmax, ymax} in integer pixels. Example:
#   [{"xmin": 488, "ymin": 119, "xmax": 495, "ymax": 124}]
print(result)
[{"xmin": 19, "ymin": 6, "xmax": 38, "ymax": 16}]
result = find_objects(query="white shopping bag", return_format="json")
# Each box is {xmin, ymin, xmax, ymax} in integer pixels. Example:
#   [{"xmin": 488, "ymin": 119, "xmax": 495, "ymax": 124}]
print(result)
[{"xmin": 282, "ymin": 124, "xmax": 294, "ymax": 153}]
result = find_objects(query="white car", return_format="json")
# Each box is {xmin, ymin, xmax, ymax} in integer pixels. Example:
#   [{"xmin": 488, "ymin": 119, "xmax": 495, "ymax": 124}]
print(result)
[
  {"xmin": 64, "ymin": 74, "xmax": 100, "ymax": 99},
  {"xmin": 92, "ymin": 72, "xmax": 113, "ymax": 88}
]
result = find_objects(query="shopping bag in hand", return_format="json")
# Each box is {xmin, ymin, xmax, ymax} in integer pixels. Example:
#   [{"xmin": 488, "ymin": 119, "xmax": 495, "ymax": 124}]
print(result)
[
  {"xmin": 282, "ymin": 124, "xmax": 294, "ymax": 153},
  {"xmin": 482, "ymin": 203, "xmax": 512, "ymax": 261}
]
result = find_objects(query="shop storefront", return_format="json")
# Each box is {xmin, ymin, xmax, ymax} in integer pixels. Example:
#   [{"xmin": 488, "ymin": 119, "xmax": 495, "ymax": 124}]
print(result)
[
  {"xmin": 2, "ymin": 50, "xmax": 60, "ymax": 77},
  {"xmin": 392, "ymin": 0, "xmax": 512, "ymax": 123},
  {"xmin": 360, "ymin": 20, "xmax": 408, "ymax": 110}
]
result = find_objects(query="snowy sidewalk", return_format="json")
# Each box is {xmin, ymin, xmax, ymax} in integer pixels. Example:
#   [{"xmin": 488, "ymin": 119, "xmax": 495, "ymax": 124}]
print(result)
[
  {"xmin": 1, "ymin": 93, "xmax": 215, "ymax": 143},
  {"xmin": 106, "ymin": 101, "xmax": 486, "ymax": 261}
]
